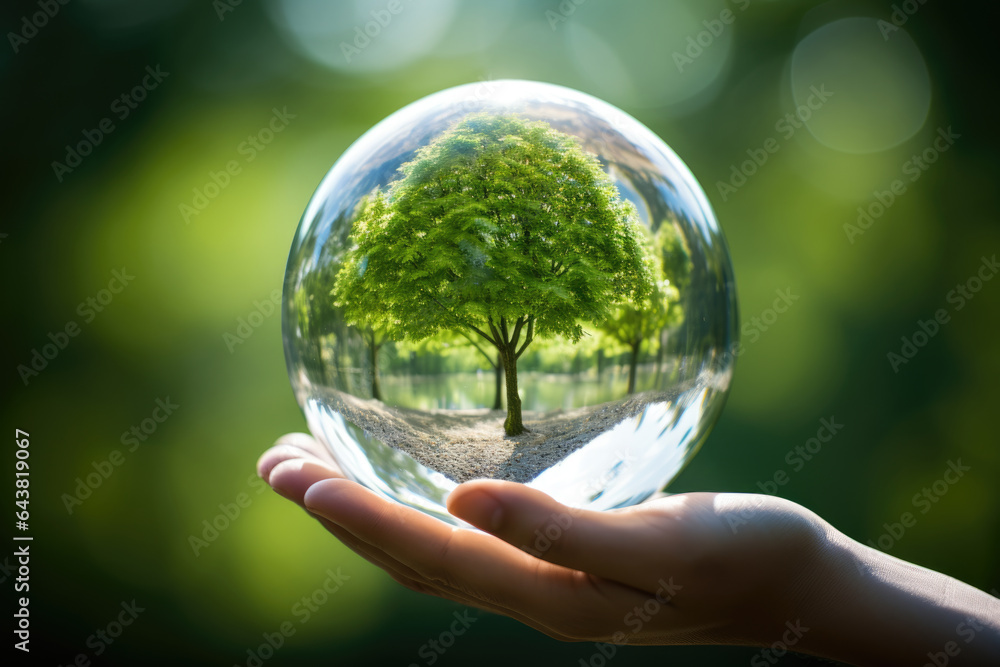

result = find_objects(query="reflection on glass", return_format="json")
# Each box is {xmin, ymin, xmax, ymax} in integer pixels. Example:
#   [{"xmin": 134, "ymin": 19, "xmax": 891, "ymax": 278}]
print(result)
[{"xmin": 283, "ymin": 80, "xmax": 738, "ymax": 525}]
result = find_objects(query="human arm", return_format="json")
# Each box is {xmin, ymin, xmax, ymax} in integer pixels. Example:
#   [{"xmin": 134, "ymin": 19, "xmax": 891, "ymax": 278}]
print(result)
[{"xmin": 259, "ymin": 433, "xmax": 1000, "ymax": 664}]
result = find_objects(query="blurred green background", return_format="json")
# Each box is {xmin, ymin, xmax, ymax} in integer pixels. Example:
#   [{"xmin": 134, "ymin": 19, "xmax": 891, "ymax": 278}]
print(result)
[{"xmin": 2, "ymin": 0, "xmax": 997, "ymax": 664}]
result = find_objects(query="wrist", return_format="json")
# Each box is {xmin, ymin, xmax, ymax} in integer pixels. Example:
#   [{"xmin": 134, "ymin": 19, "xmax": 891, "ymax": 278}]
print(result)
[
  {"xmin": 721, "ymin": 499, "xmax": 844, "ymax": 649},
  {"xmin": 793, "ymin": 524, "xmax": 1000, "ymax": 666}
]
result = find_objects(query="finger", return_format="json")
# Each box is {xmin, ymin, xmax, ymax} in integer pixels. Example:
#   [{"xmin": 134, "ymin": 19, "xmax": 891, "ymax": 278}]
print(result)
[
  {"xmin": 262, "ymin": 456, "xmax": 563, "ymax": 632},
  {"xmin": 261, "ymin": 433, "xmax": 334, "ymax": 471},
  {"xmin": 273, "ymin": 432, "xmax": 325, "ymax": 455},
  {"xmin": 258, "ymin": 445, "xmax": 331, "ymax": 483},
  {"xmin": 314, "ymin": 513, "xmax": 443, "ymax": 595},
  {"xmin": 303, "ymin": 478, "xmax": 651, "ymax": 640},
  {"xmin": 266, "ymin": 464, "xmax": 471, "ymax": 602},
  {"xmin": 266, "ymin": 458, "xmax": 588, "ymax": 641},
  {"xmin": 258, "ymin": 434, "xmax": 335, "ymax": 480},
  {"xmin": 264, "ymin": 459, "xmax": 423, "ymax": 586},
  {"xmin": 447, "ymin": 480, "xmax": 681, "ymax": 594},
  {"xmin": 267, "ymin": 458, "xmax": 344, "ymax": 503},
  {"xmin": 312, "ymin": 513, "xmax": 572, "ymax": 638},
  {"xmin": 317, "ymin": 506, "xmax": 581, "ymax": 640},
  {"xmin": 265, "ymin": 463, "xmax": 486, "ymax": 610}
]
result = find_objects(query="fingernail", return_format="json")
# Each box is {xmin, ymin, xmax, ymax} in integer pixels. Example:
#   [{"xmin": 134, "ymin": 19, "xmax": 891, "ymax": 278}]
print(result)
[{"xmin": 458, "ymin": 491, "xmax": 504, "ymax": 532}]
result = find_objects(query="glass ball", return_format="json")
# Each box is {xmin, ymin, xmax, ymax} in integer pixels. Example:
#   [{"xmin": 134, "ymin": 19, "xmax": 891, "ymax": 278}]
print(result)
[{"xmin": 282, "ymin": 80, "xmax": 737, "ymax": 525}]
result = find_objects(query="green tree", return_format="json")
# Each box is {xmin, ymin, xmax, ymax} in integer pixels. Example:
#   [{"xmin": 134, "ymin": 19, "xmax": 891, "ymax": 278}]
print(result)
[
  {"xmin": 599, "ymin": 246, "xmax": 683, "ymax": 395},
  {"xmin": 333, "ymin": 113, "xmax": 652, "ymax": 435},
  {"xmin": 651, "ymin": 221, "xmax": 691, "ymax": 384}
]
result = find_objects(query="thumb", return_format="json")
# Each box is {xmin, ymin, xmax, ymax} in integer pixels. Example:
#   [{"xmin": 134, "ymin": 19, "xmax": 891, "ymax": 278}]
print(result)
[{"xmin": 448, "ymin": 480, "xmax": 665, "ymax": 592}]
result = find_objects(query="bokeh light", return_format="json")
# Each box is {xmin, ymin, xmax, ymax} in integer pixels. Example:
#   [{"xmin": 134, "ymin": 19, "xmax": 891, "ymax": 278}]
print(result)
[
  {"xmin": 4, "ymin": 1, "xmax": 997, "ymax": 664},
  {"xmin": 791, "ymin": 17, "xmax": 931, "ymax": 153}
]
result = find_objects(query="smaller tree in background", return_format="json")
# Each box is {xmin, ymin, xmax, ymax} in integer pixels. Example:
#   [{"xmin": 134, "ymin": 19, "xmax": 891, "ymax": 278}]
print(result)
[
  {"xmin": 598, "ymin": 246, "xmax": 683, "ymax": 394},
  {"xmin": 651, "ymin": 221, "xmax": 691, "ymax": 383}
]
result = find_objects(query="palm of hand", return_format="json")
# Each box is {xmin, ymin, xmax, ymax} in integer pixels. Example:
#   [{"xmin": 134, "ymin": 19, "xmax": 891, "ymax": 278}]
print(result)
[{"xmin": 259, "ymin": 433, "xmax": 827, "ymax": 646}]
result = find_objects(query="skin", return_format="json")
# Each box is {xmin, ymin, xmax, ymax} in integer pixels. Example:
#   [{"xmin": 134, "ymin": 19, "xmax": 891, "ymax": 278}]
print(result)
[{"xmin": 259, "ymin": 433, "xmax": 1000, "ymax": 665}]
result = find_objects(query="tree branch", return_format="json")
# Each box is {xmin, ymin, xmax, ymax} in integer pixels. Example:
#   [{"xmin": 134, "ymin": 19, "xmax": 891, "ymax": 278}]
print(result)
[
  {"xmin": 487, "ymin": 316, "xmax": 502, "ymax": 348},
  {"xmin": 462, "ymin": 322, "xmax": 496, "ymax": 347},
  {"xmin": 510, "ymin": 316, "xmax": 525, "ymax": 349},
  {"xmin": 454, "ymin": 328, "xmax": 497, "ymax": 368},
  {"xmin": 515, "ymin": 315, "xmax": 534, "ymax": 359},
  {"xmin": 427, "ymin": 293, "xmax": 497, "ymax": 346}
]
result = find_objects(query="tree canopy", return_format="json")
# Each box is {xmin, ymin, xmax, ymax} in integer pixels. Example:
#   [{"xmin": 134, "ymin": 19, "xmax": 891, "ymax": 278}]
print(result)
[{"xmin": 333, "ymin": 112, "xmax": 654, "ymax": 434}]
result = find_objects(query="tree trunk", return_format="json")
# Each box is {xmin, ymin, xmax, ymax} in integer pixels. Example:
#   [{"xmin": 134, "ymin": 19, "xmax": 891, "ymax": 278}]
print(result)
[
  {"xmin": 314, "ymin": 336, "xmax": 327, "ymax": 385},
  {"xmin": 500, "ymin": 348, "xmax": 524, "ymax": 435},
  {"xmin": 653, "ymin": 329, "xmax": 666, "ymax": 386},
  {"xmin": 627, "ymin": 340, "xmax": 641, "ymax": 395},
  {"xmin": 493, "ymin": 352, "xmax": 503, "ymax": 410},
  {"xmin": 596, "ymin": 348, "xmax": 605, "ymax": 378},
  {"xmin": 337, "ymin": 334, "xmax": 351, "ymax": 392},
  {"xmin": 370, "ymin": 341, "xmax": 382, "ymax": 401}
]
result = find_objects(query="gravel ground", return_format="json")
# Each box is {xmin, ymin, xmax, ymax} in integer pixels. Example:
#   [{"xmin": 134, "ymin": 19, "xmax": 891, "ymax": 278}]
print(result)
[{"xmin": 313, "ymin": 382, "xmax": 688, "ymax": 483}]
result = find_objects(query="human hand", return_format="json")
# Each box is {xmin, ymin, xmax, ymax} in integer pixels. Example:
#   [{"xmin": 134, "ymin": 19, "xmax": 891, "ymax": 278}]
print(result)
[{"xmin": 257, "ymin": 432, "xmax": 833, "ymax": 648}]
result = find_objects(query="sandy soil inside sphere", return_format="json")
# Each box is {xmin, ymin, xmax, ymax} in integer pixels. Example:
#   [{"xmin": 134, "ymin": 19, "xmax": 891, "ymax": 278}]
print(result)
[{"xmin": 312, "ymin": 383, "xmax": 690, "ymax": 483}]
